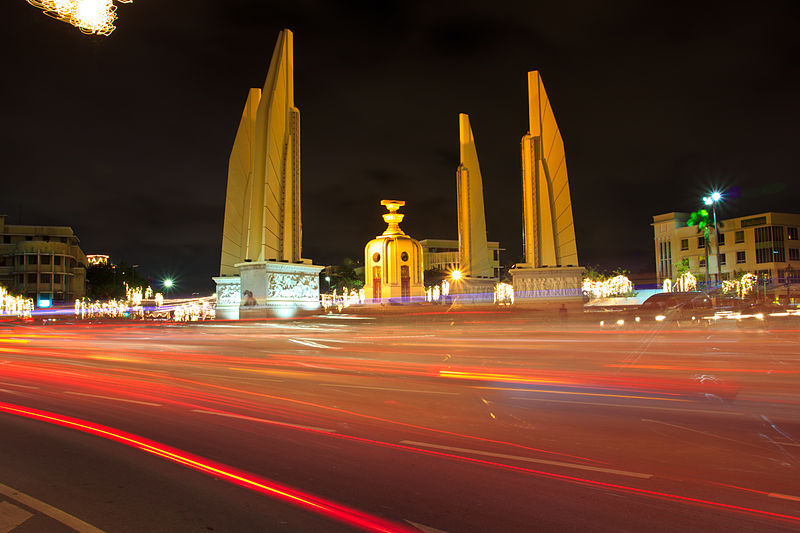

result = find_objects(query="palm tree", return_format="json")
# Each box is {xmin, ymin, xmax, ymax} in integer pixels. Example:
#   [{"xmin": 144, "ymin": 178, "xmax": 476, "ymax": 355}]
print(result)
[{"xmin": 687, "ymin": 209, "xmax": 711, "ymax": 291}]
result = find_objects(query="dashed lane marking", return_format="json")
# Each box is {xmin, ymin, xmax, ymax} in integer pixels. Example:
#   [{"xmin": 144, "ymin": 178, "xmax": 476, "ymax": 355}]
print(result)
[
  {"xmin": 63, "ymin": 392, "xmax": 161, "ymax": 407},
  {"xmin": 0, "ymin": 482, "xmax": 105, "ymax": 533},
  {"xmin": 510, "ymin": 396, "xmax": 744, "ymax": 416},
  {"xmin": 399, "ymin": 440, "xmax": 652, "ymax": 479},
  {"xmin": 191, "ymin": 409, "xmax": 337, "ymax": 433},
  {"xmin": 320, "ymin": 383, "xmax": 459, "ymax": 395}
]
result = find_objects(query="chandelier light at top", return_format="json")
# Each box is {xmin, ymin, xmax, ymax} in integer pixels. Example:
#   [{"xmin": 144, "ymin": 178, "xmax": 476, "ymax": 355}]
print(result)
[{"xmin": 27, "ymin": 0, "xmax": 132, "ymax": 36}]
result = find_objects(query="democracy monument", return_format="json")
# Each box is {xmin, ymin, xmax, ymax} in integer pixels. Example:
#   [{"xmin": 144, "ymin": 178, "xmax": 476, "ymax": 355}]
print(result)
[
  {"xmin": 213, "ymin": 29, "xmax": 322, "ymax": 319},
  {"xmin": 509, "ymin": 71, "xmax": 583, "ymax": 306},
  {"xmin": 212, "ymin": 29, "xmax": 581, "ymax": 316}
]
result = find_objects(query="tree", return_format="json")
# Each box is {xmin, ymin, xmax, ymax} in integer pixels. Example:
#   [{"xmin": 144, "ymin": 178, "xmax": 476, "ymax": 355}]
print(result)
[
  {"xmin": 323, "ymin": 258, "xmax": 364, "ymax": 293},
  {"xmin": 687, "ymin": 209, "xmax": 711, "ymax": 290},
  {"xmin": 86, "ymin": 261, "xmax": 148, "ymax": 300}
]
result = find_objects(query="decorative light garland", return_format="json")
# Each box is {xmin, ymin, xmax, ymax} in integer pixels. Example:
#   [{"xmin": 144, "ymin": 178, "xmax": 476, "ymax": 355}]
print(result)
[
  {"xmin": 0, "ymin": 286, "xmax": 34, "ymax": 317},
  {"xmin": 26, "ymin": 0, "xmax": 132, "ymax": 36}
]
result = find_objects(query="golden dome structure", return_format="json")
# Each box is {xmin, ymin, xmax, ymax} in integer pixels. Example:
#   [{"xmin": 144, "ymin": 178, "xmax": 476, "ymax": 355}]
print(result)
[{"xmin": 364, "ymin": 200, "xmax": 425, "ymax": 303}]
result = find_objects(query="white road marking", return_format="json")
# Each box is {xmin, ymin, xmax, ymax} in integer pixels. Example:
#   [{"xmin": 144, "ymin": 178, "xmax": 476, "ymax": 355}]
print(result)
[
  {"xmin": 510, "ymin": 396, "xmax": 744, "ymax": 416},
  {"xmin": 0, "ymin": 382, "xmax": 39, "ymax": 390},
  {"xmin": 62, "ymin": 391, "xmax": 161, "ymax": 407},
  {"xmin": 641, "ymin": 419, "xmax": 764, "ymax": 449},
  {"xmin": 0, "ymin": 501, "xmax": 32, "ymax": 533},
  {"xmin": 288, "ymin": 339, "xmax": 340, "ymax": 350},
  {"xmin": 320, "ymin": 383, "xmax": 459, "ymax": 395},
  {"xmin": 191, "ymin": 409, "xmax": 336, "ymax": 433},
  {"xmin": 399, "ymin": 440, "xmax": 652, "ymax": 479},
  {"xmin": 769, "ymin": 492, "xmax": 800, "ymax": 502},
  {"xmin": 777, "ymin": 441, "xmax": 800, "ymax": 447},
  {"xmin": 405, "ymin": 519, "xmax": 449, "ymax": 533},
  {"xmin": 0, "ymin": 482, "xmax": 105, "ymax": 533}
]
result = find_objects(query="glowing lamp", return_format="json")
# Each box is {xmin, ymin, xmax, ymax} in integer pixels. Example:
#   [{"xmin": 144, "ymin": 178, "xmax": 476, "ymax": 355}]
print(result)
[
  {"xmin": 163, "ymin": 279, "xmax": 174, "ymax": 289},
  {"xmin": 450, "ymin": 270, "xmax": 463, "ymax": 281}
]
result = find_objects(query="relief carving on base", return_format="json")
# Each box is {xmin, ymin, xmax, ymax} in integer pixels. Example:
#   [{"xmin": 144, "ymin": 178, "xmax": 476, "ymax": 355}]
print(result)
[
  {"xmin": 266, "ymin": 273, "xmax": 319, "ymax": 300},
  {"xmin": 217, "ymin": 282, "xmax": 241, "ymax": 306}
]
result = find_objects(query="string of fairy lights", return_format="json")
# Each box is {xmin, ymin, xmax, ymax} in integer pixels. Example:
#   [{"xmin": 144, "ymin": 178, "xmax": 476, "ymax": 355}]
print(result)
[{"xmin": 26, "ymin": 0, "xmax": 132, "ymax": 36}]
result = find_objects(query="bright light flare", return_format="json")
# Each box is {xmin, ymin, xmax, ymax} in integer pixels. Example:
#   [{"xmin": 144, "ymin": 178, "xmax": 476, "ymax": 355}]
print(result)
[
  {"xmin": 450, "ymin": 269, "xmax": 463, "ymax": 281},
  {"xmin": 26, "ymin": 0, "xmax": 132, "ymax": 36},
  {"xmin": 163, "ymin": 278, "xmax": 174, "ymax": 289}
]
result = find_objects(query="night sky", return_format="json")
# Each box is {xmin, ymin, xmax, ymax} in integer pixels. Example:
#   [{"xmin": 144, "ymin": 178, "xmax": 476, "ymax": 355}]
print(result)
[{"xmin": 3, "ymin": 1, "xmax": 799, "ymax": 293}]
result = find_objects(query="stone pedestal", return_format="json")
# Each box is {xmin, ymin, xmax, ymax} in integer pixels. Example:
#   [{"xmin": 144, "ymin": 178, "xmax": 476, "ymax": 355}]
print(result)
[
  {"xmin": 214, "ymin": 261, "xmax": 323, "ymax": 320},
  {"xmin": 448, "ymin": 277, "xmax": 497, "ymax": 304},
  {"xmin": 510, "ymin": 265, "xmax": 584, "ymax": 308},
  {"xmin": 212, "ymin": 276, "xmax": 242, "ymax": 320}
]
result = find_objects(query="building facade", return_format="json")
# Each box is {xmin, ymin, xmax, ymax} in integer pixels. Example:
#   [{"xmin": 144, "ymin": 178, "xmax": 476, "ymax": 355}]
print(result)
[
  {"xmin": 653, "ymin": 211, "xmax": 800, "ymax": 287},
  {"xmin": 0, "ymin": 215, "xmax": 88, "ymax": 305},
  {"xmin": 419, "ymin": 239, "xmax": 502, "ymax": 279}
]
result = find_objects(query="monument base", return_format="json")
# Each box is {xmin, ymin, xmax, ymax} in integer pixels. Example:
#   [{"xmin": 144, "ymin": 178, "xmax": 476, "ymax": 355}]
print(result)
[
  {"xmin": 448, "ymin": 277, "xmax": 497, "ymax": 304},
  {"xmin": 214, "ymin": 261, "xmax": 323, "ymax": 320},
  {"xmin": 510, "ymin": 265, "xmax": 584, "ymax": 309},
  {"xmin": 212, "ymin": 276, "xmax": 242, "ymax": 320}
]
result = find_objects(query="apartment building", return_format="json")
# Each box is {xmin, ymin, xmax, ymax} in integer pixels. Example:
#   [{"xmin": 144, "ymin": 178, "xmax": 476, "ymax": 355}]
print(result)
[
  {"xmin": 653, "ymin": 211, "xmax": 800, "ymax": 287},
  {"xmin": 0, "ymin": 215, "xmax": 88, "ymax": 306}
]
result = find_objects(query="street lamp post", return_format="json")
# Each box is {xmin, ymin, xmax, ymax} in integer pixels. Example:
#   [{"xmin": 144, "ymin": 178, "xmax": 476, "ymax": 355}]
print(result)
[{"xmin": 703, "ymin": 192, "xmax": 722, "ymax": 291}]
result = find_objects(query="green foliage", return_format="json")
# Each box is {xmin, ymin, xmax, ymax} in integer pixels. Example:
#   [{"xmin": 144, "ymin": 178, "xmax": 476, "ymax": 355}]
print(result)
[
  {"xmin": 423, "ymin": 268, "xmax": 448, "ymax": 288},
  {"xmin": 687, "ymin": 209, "xmax": 711, "ymax": 238},
  {"xmin": 583, "ymin": 265, "xmax": 630, "ymax": 281},
  {"xmin": 323, "ymin": 258, "xmax": 364, "ymax": 293},
  {"xmin": 86, "ymin": 261, "xmax": 148, "ymax": 300},
  {"xmin": 674, "ymin": 258, "xmax": 690, "ymax": 276}
]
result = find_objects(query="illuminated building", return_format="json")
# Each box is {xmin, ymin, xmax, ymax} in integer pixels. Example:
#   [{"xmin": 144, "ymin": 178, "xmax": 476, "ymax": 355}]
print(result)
[
  {"xmin": 0, "ymin": 215, "xmax": 88, "ymax": 306},
  {"xmin": 419, "ymin": 239, "xmax": 502, "ymax": 279},
  {"xmin": 653, "ymin": 211, "xmax": 800, "ymax": 294},
  {"xmin": 363, "ymin": 201, "xmax": 425, "ymax": 303},
  {"xmin": 510, "ymin": 71, "xmax": 583, "ymax": 305},
  {"xmin": 213, "ymin": 29, "xmax": 322, "ymax": 319},
  {"xmin": 86, "ymin": 254, "xmax": 109, "ymax": 266}
]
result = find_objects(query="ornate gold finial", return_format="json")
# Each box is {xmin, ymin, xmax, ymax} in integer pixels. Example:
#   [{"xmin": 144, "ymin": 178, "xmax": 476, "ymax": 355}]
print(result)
[{"xmin": 380, "ymin": 199, "xmax": 406, "ymax": 236}]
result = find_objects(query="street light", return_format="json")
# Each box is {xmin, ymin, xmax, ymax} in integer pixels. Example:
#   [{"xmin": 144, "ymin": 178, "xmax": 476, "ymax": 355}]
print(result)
[
  {"xmin": 163, "ymin": 278, "xmax": 174, "ymax": 290},
  {"xmin": 703, "ymin": 192, "xmax": 722, "ymax": 289}
]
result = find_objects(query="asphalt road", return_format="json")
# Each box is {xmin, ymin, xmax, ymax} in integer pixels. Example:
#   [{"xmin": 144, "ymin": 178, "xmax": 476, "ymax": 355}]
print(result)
[{"xmin": 0, "ymin": 310, "xmax": 799, "ymax": 532}]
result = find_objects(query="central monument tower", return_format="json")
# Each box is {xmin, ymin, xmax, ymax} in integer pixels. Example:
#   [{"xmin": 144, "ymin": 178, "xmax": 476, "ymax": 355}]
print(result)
[
  {"xmin": 510, "ymin": 71, "xmax": 583, "ymax": 305},
  {"xmin": 213, "ymin": 29, "xmax": 322, "ymax": 319}
]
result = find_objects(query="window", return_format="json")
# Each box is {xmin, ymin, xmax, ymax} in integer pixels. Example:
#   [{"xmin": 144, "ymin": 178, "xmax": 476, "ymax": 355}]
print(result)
[
  {"xmin": 16, "ymin": 255, "xmax": 23, "ymax": 265},
  {"xmin": 697, "ymin": 236, "xmax": 705, "ymax": 249},
  {"xmin": 27, "ymin": 273, "xmax": 36, "ymax": 284},
  {"xmin": 717, "ymin": 232, "xmax": 725, "ymax": 245},
  {"xmin": 41, "ymin": 255, "xmax": 51, "ymax": 265},
  {"xmin": 788, "ymin": 227, "xmax": 798, "ymax": 241},
  {"xmin": 699, "ymin": 258, "xmax": 706, "ymax": 268},
  {"xmin": 680, "ymin": 239, "xmax": 688, "ymax": 251},
  {"xmin": 2, "ymin": 236, "xmax": 9, "ymax": 244},
  {"xmin": 54, "ymin": 256, "xmax": 62, "ymax": 266},
  {"xmin": 736, "ymin": 251, "xmax": 746, "ymax": 264},
  {"xmin": 735, "ymin": 230, "xmax": 744, "ymax": 243},
  {"xmin": 790, "ymin": 248, "xmax": 799, "ymax": 261},
  {"xmin": 741, "ymin": 216, "xmax": 767, "ymax": 228},
  {"xmin": 16, "ymin": 274, "xmax": 23, "ymax": 284},
  {"xmin": 719, "ymin": 254, "xmax": 726, "ymax": 266},
  {"xmin": 54, "ymin": 274, "xmax": 63, "ymax": 284},
  {"xmin": 755, "ymin": 226, "xmax": 785, "ymax": 263},
  {"xmin": 27, "ymin": 255, "xmax": 38, "ymax": 265},
  {"xmin": 40, "ymin": 273, "xmax": 51, "ymax": 284}
]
